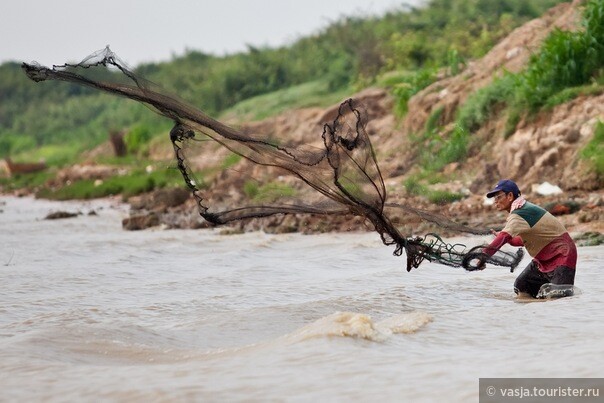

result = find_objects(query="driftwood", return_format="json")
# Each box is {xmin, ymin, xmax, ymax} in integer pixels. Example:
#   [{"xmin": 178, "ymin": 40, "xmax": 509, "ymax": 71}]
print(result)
[
  {"xmin": 109, "ymin": 130, "xmax": 127, "ymax": 157},
  {"xmin": 2, "ymin": 158, "xmax": 46, "ymax": 176}
]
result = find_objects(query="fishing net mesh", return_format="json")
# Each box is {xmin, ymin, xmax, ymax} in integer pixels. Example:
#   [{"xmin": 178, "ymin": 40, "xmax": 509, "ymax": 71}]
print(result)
[{"xmin": 22, "ymin": 47, "xmax": 523, "ymax": 272}]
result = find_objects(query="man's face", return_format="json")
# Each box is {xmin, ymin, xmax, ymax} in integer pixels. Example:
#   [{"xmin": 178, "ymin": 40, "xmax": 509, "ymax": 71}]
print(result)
[{"xmin": 493, "ymin": 191, "xmax": 513, "ymax": 212}]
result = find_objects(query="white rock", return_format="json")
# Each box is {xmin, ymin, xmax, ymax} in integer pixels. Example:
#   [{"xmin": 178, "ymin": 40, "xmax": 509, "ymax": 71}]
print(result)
[{"xmin": 532, "ymin": 182, "xmax": 563, "ymax": 196}]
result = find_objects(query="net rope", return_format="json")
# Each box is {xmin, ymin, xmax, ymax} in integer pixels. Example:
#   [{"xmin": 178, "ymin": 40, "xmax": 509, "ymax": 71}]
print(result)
[{"xmin": 22, "ymin": 47, "xmax": 523, "ymax": 272}]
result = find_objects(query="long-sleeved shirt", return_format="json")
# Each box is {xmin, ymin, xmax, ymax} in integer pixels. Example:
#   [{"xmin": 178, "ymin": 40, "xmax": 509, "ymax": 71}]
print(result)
[{"xmin": 484, "ymin": 201, "xmax": 577, "ymax": 272}]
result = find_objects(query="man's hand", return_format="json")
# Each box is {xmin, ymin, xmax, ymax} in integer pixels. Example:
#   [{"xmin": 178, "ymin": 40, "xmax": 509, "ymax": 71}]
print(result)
[{"xmin": 476, "ymin": 257, "xmax": 486, "ymax": 270}]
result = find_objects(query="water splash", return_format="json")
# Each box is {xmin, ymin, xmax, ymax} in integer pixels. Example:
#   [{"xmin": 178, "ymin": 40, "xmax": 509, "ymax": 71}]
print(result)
[{"xmin": 284, "ymin": 311, "xmax": 432, "ymax": 342}]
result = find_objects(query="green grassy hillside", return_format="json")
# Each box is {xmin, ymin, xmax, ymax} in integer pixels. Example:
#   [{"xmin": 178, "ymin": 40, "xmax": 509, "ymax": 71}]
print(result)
[
  {"xmin": 0, "ymin": 0, "xmax": 563, "ymax": 164},
  {"xmin": 5, "ymin": 0, "xmax": 603, "ymax": 200}
]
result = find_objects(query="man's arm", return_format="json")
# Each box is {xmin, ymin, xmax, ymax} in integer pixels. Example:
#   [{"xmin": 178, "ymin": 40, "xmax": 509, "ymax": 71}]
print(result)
[
  {"xmin": 483, "ymin": 231, "xmax": 515, "ymax": 256},
  {"xmin": 508, "ymin": 235, "xmax": 524, "ymax": 247}
]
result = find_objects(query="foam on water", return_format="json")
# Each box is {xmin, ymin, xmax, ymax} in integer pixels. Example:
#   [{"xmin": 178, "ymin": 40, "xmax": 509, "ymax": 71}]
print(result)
[{"xmin": 282, "ymin": 311, "xmax": 432, "ymax": 343}]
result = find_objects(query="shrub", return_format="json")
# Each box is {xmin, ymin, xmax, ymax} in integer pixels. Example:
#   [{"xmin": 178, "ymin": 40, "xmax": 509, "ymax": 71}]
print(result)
[
  {"xmin": 451, "ymin": 0, "xmax": 604, "ymax": 138},
  {"xmin": 543, "ymin": 83, "xmax": 604, "ymax": 109},
  {"xmin": 580, "ymin": 120, "xmax": 604, "ymax": 178},
  {"xmin": 390, "ymin": 67, "xmax": 438, "ymax": 117},
  {"xmin": 124, "ymin": 124, "xmax": 152, "ymax": 155},
  {"xmin": 253, "ymin": 181, "xmax": 296, "ymax": 203},
  {"xmin": 403, "ymin": 176, "xmax": 425, "ymax": 195},
  {"xmin": 35, "ymin": 166, "xmax": 183, "ymax": 200},
  {"xmin": 0, "ymin": 171, "xmax": 53, "ymax": 192},
  {"xmin": 403, "ymin": 174, "xmax": 464, "ymax": 204},
  {"xmin": 222, "ymin": 153, "xmax": 242, "ymax": 169},
  {"xmin": 426, "ymin": 190, "xmax": 464, "ymax": 205},
  {"xmin": 243, "ymin": 180, "xmax": 259, "ymax": 199},
  {"xmin": 0, "ymin": 133, "xmax": 36, "ymax": 157},
  {"xmin": 418, "ymin": 124, "xmax": 470, "ymax": 172},
  {"xmin": 425, "ymin": 106, "xmax": 444, "ymax": 133},
  {"xmin": 514, "ymin": 30, "xmax": 594, "ymax": 111},
  {"xmin": 456, "ymin": 74, "xmax": 515, "ymax": 131}
]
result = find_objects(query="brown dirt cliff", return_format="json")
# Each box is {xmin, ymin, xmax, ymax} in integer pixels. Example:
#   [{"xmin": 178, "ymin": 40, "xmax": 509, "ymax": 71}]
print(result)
[{"xmin": 130, "ymin": 0, "xmax": 602, "ymax": 237}]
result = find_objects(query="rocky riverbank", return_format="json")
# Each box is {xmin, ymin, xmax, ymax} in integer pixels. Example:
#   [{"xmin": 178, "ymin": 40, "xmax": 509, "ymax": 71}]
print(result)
[{"xmin": 114, "ymin": 185, "xmax": 604, "ymax": 247}]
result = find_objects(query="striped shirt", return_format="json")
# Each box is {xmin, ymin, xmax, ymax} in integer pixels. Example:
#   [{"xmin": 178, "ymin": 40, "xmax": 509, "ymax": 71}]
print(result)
[{"xmin": 485, "ymin": 201, "xmax": 577, "ymax": 272}]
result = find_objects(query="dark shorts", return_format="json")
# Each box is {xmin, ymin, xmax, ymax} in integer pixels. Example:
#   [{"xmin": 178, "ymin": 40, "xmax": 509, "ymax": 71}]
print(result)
[{"xmin": 513, "ymin": 260, "xmax": 575, "ymax": 298}]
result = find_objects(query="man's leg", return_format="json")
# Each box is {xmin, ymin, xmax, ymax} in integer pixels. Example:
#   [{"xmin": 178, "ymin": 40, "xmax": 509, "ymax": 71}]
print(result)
[
  {"xmin": 550, "ymin": 265, "xmax": 576, "ymax": 285},
  {"xmin": 514, "ymin": 260, "xmax": 549, "ymax": 298},
  {"xmin": 536, "ymin": 266, "xmax": 576, "ymax": 298}
]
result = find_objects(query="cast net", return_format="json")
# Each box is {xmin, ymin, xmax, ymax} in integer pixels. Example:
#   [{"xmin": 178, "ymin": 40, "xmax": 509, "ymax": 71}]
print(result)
[{"xmin": 22, "ymin": 47, "xmax": 523, "ymax": 272}]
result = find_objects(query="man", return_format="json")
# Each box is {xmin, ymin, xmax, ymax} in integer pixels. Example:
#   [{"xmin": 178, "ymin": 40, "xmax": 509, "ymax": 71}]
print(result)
[{"xmin": 482, "ymin": 179, "xmax": 577, "ymax": 298}]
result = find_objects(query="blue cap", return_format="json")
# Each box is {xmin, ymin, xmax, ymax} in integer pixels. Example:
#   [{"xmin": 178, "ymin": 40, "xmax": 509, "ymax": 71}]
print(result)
[{"xmin": 486, "ymin": 179, "xmax": 520, "ymax": 198}]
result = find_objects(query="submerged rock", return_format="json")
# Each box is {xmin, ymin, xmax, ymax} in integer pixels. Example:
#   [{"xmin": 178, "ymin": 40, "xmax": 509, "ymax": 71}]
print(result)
[
  {"xmin": 122, "ymin": 212, "xmax": 160, "ymax": 230},
  {"xmin": 128, "ymin": 187, "xmax": 190, "ymax": 211},
  {"xmin": 45, "ymin": 211, "xmax": 79, "ymax": 220}
]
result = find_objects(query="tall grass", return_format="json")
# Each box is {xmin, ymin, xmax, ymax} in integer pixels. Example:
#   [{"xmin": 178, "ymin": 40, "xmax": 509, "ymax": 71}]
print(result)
[
  {"xmin": 221, "ymin": 153, "xmax": 243, "ymax": 169},
  {"xmin": 403, "ymin": 175, "xmax": 464, "ymax": 204},
  {"xmin": 386, "ymin": 67, "xmax": 438, "ymax": 117},
  {"xmin": 124, "ymin": 124, "xmax": 152, "ymax": 156},
  {"xmin": 413, "ymin": 0, "xmax": 604, "ymax": 173},
  {"xmin": 457, "ymin": 0, "xmax": 604, "ymax": 131},
  {"xmin": 12, "ymin": 143, "xmax": 83, "ymax": 167},
  {"xmin": 220, "ymin": 80, "xmax": 352, "ymax": 122},
  {"xmin": 580, "ymin": 120, "xmax": 604, "ymax": 178},
  {"xmin": 456, "ymin": 74, "xmax": 516, "ymax": 132},
  {"xmin": 35, "ymin": 167, "xmax": 183, "ymax": 201},
  {"xmin": 243, "ymin": 180, "xmax": 296, "ymax": 203}
]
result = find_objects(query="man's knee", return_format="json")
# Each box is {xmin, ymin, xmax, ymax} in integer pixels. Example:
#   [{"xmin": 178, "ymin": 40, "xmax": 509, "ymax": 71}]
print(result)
[
  {"xmin": 514, "ymin": 261, "xmax": 544, "ymax": 298},
  {"xmin": 551, "ymin": 266, "xmax": 575, "ymax": 285}
]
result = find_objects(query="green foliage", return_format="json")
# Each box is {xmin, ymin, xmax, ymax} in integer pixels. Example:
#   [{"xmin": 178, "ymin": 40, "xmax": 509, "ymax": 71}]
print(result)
[
  {"xmin": 382, "ymin": 0, "xmax": 559, "ymax": 71},
  {"xmin": 458, "ymin": 0, "xmax": 604, "ymax": 125},
  {"xmin": 221, "ymin": 80, "xmax": 351, "ymax": 121},
  {"xmin": 428, "ymin": 125, "xmax": 470, "ymax": 171},
  {"xmin": 0, "ymin": 59, "xmax": 170, "ymax": 163},
  {"xmin": 403, "ymin": 174, "xmax": 464, "ymax": 204},
  {"xmin": 425, "ymin": 106, "xmax": 444, "ymax": 133},
  {"xmin": 0, "ymin": 0, "xmax": 564, "ymax": 153},
  {"xmin": 326, "ymin": 53, "xmax": 355, "ymax": 91},
  {"xmin": 580, "ymin": 120, "xmax": 604, "ymax": 177},
  {"xmin": 0, "ymin": 171, "xmax": 54, "ymax": 193},
  {"xmin": 504, "ymin": 106, "xmax": 522, "ymax": 138},
  {"xmin": 573, "ymin": 231, "xmax": 604, "ymax": 246},
  {"xmin": 456, "ymin": 74, "xmax": 515, "ymax": 131},
  {"xmin": 250, "ymin": 181, "xmax": 296, "ymax": 203},
  {"xmin": 389, "ymin": 67, "xmax": 439, "ymax": 116},
  {"xmin": 35, "ymin": 166, "xmax": 182, "ymax": 201},
  {"xmin": 37, "ymin": 178, "xmax": 125, "ymax": 200},
  {"xmin": 0, "ymin": 133, "xmax": 36, "ymax": 156},
  {"xmin": 429, "ymin": 0, "xmax": 604, "ymax": 167},
  {"xmin": 543, "ymin": 83, "xmax": 604, "ymax": 109},
  {"xmin": 447, "ymin": 48, "xmax": 465, "ymax": 76},
  {"xmin": 243, "ymin": 180, "xmax": 259, "ymax": 199},
  {"xmin": 124, "ymin": 124, "xmax": 152, "ymax": 155},
  {"xmin": 0, "ymin": 0, "xmax": 569, "ymax": 191},
  {"xmin": 14, "ymin": 143, "xmax": 82, "ymax": 167},
  {"xmin": 403, "ymin": 176, "xmax": 425, "ymax": 195},
  {"xmin": 426, "ymin": 189, "xmax": 465, "ymax": 204},
  {"xmin": 514, "ymin": 29, "xmax": 598, "ymax": 111},
  {"xmin": 222, "ymin": 153, "xmax": 242, "ymax": 169},
  {"xmin": 411, "ymin": 122, "xmax": 470, "ymax": 172}
]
